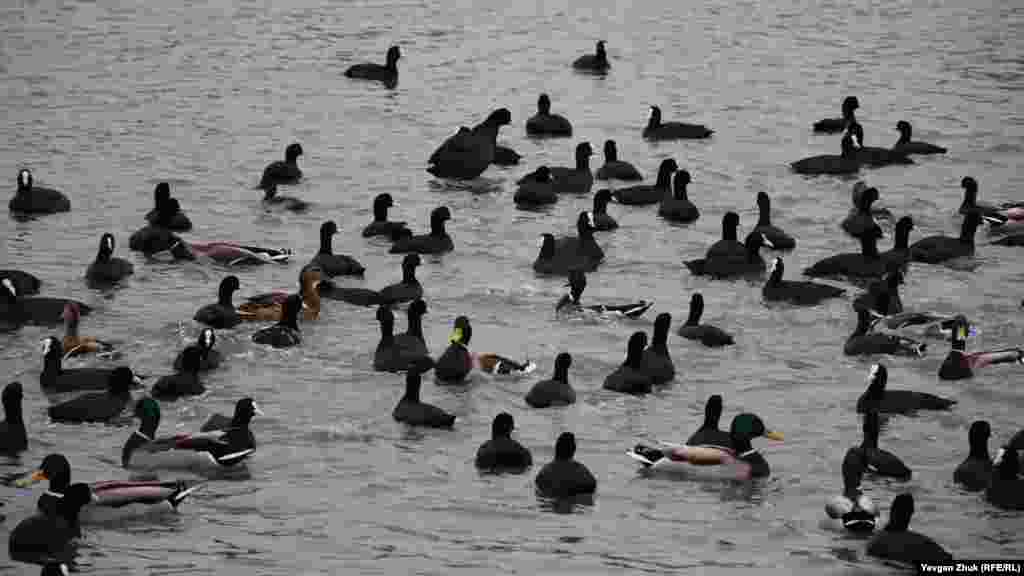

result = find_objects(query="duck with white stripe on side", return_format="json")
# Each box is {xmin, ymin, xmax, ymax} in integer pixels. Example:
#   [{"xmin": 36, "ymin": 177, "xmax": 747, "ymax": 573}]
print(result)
[
  {"xmin": 555, "ymin": 269, "xmax": 653, "ymax": 319},
  {"xmin": 122, "ymin": 397, "xmax": 260, "ymax": 473}
]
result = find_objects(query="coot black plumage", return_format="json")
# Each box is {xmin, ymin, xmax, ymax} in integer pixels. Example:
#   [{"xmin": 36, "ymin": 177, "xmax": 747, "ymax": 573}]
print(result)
[
  {"xmin": 194, "ymin": 276, "xmax": 242, "ymax": 329},
  {"xmin": 642, "ymin": 106, "xmax": 713, "ymax": 140},
  {"xmin": 841, "ymin": 185, "xmax": 883, "ymax": 239},
  {"xmin": 954, "ymin": 421, "xmax": 993, "ymax": 492},
  {"xmin": 535, "ymin": 432, "xmax": 596, "ymax": 498},
  {"xmin": 525, "ymin": 94, "xmax": 572, "ymax": 137},
  {"xmin": 8, "ymin": 482, "xmax": 91, "ymax": 570},
  {"xmin": 533, "ymin": 212, "xmax": 604, "ymax": 275},
  {"xmin": 677, "ymin": 293, "xmax": 734, "ymax": 347},
  {"xmin": 251, "ymin": 294, "xmax": 301, "ymax": 348},
  {"xmin": 790, "ymin": 132, "xmax": 860, "ymax": 175},
  {"xmin": 686, "ymin": 231, "xmax": 772, "ymax": 279},
  {"xmin": 612, "ymin": 158, "xmax": 677, "ymax": 205},
  {"xmin": 658, "ymin": 170, "xmax": 700, "ymax": 223},
  {"xmin": 641, "ymin": 313, "xmax": 675, "ymax": 384},
  {"xmin": 393, "ymin": 358, "xmax": 454, "ymax": 428},
  {"xmin": 880, "ymin": 216, "xmax": 914, "ymax": 269},
  {"xmin": 151, "ymin": 346, "xmax": 204, "ymax": 399},
  {"xmin": 909, "ymin": 211, "xmax": 980, "ymax": 264},
  {"xmin": 812, "ymin": 96, "xmax": 858, "ymax": 133},
  {"xmin": 866, "ymin": 493, "xmax": 952, "ymax": 563},
  {"xmin": 427, "ymin": 109, "xmax": 512, "ymax": 179},
  {"xmin": 852, "ymin": 264, "xmax": 904, "ymax": 316},
  {"xmin": 0, "ymin": 382, "xmax": 27, "ymax": 454},
  {"xmin": 362, "ymin": 193, "xmax": 409, "ymax": 238},
  {"xmin": 804, "ymin": 233, "xmax": 886, "ymax": 281},
  {"xmin": 858, "ymin": 410, "xmax": 912, "ymax": 479},
  {"xmin": 514, "ymin": 166, "xmax": 558, "ymax": 206},
  {"xmin": 855, "ymin": 363, "xmax": 954, "ymax": 414},
  {"xmin": 847, "ymin": 123, "xmax": 914, "ymax": 167},
  {"xmin": 525, "ymin": 353, "xmax": 575, "ymax": 408},
  {"xmin": 892, "ymin": 121, "xmax": 946, "ymax": 155},
  {"xmin": 572, "ymin": 41, "xmax": 609, "ymax": 72},
  {"xmin": 475, "ymin": 413, "xmax": 532, "ymax": 473},
  {"xmin": 47, "ymin": 366, "xmax": 136, "ymax": 423},
  {"xmin": 144, "ymin": 182, "xmax": 192, "ymax": 230},
  {"xmin": 986, "ymin": 449, "xmax": 1024, "ymax": 510},
  {"xmin": 752, "ymin": 192, "xmax": 795, "ymax": 250},
  {"xmin": 390, "ymin": 206, "xmax": 453, "ymax": 254},
  {"xmin": 9, "ymin": 169, "xmax": 70, "ymax": 215},
  {"xmin": 344, "ymin": 45, "xmax": 400, "ymax": 87},
  {"xmin": 1, "ymin": 278, "xmax": 92, "ymax": 328},
  {"xmin": 0, "ymin": 269, "xmax": 41, "ymax": 296},
  {"xmin": 262, "ymin": 183, "xmax": 309, "ymax": 212},
  {"xmin": 595, "ymin": 140, "xmax": 642, "ymax": 181},
  {"xmin": 603, "ymin": 332, "xmax": 654, "ymax": 395},
  {"xmin": 85, "ymin": 233, "xmax": 133, "ymax": 286},
  {"xmin": 259, "ymin": 143, "xmax": 303, "ymax": 189},
  {"xmin": 38, "ymin": 337, "xmax": 136, "ymax": 394},
  {"xmin": 173, "ymin": 328, "xmax": 221, "ymax": 372},
  {"xmin": 548, "ymin": 142, "xmax": 593, "ymax": 195},
  {"xmin": 307, "ymin": 221, "xmax": 365, "ymax": 277},
  {"xmin": 589, "ymin": 189, "xmax": 618, "ymax": 231},
  {"xmin": 378, "ymin": 254, "xmax": 423, "ymax": 306},
  {"xmin": 762, "ymin": 257, "xmax": 845, "ymax": 305},
  {"xmin": 686, "ymin": 395, "xmax": 733, "ymax": 449}
]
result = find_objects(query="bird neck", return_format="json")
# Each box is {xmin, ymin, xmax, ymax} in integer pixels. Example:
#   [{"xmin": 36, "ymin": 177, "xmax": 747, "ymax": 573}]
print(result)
[
  {"xmin": 319, "ymin": 232, "xmax": 333, "ymax": 255},
  {"xmin": 373, "ymin": 204, "xmax": 389, "ymax": 222},
  {"xmin": 218, "ymin": 287, "xmax": 235, "ymax": 307},
  {"xmin": 402, "ymin": 266, "xmax": 418, "ymax": 283},
  {"xmin": 757, "ymin": 202, "xmax": 770, "ymax": 226},
  {"xmin": 406, "ymin": 311, "xmax": 423, "ymax": 338},
  {"xmin": 430, "ymin": 219, "xmax": 447, "ymax": 237}
]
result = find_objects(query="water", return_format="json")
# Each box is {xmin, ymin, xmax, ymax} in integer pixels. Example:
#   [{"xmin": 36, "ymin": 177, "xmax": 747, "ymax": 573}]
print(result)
[{"xmin": 1, "ymin": 0, "xmax": 1022, "ymax": 573}]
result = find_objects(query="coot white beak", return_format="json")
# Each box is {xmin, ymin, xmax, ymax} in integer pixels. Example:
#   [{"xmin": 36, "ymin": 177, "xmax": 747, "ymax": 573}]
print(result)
[
  {"xmin": 760, "ymin": 233, "xmax": 774, "ymax": 248},
  {"xmin": 252, "ymin": 402, "xmax": 265, "ymax": 416}
]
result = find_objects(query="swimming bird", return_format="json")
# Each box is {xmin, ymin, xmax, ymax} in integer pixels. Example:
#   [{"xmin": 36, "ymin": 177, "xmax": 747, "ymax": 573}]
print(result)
[
  {"xmin": 957, "ymin": 176, "xmax": 1016, "ymax": 224},
  {"xmin": 939, "ymin": 315, "xmax": 1023, "ymax": 380},
  {"xmin": 603, "ymin": 332, "xmax": 655, "ymax": 395},
  {"xmin": 642, "ymin": 106, "xmax": 713, "ymax": 140},
  {"xmin": 128, "ymin": 203, "xmax": 195, "ymax": 261},
  {"xmin": 847, "ymin": 123, "xmax": 914, "ymax": 167},
  {"xmin": 261, "ymin": 182, "xmax": 309, "ymax": 212},
  {"xmin": 686, "ymin": 395, "xmax": 733, "ymax": 449},
  {"xmin": 188, "ymin": 240, "xmax": 293, "ymax": 267},
  {"xmin": 533, "ymin": 212, "xmax": 605, "ymax": 275},
  {"xmin": 866, "ymin": 493, "xmax": 952, "ymax": 563},
  {"xmin": 841, "ymin": 185, "xmax": 883, "ymax": 239},
  {"xmin": 393, "ymin": 298, "xmax": 430, "ymax": 361},
  {"xmin": 1, "ymin": 278, "xmax": 92, "ymax": 328},
  {"xmin": 850, "ymin": 181, "xmax": 894, "ymax": 222},
  {"xmin": 825, "ymin": 447, "xmax": 878, "ymax": 533},
  {"xmin": 812, "ymin": 96, "xmax": 859, "ymax": 133},
  {"xmin": 194, "ymin": 276, "xmax": 242, "ymax": 329},
  {"xmin": 47, "ymin": 366, "xmax": 136, "ymax": 423},
  {"xmin": 803, "ymin": 233, "xmax": 887, "ymax": 281},
  {"xmin": 525, "ymin": 353, "xmax": 575, "ymax": 408},
  {"xmin": 390, "ymin": 206, "xmax": 453, "ymax": 254},
  {"xmin": 200, "ymin": 397, "xmax": 263, "ymax": 434},
  {"xmin": 22, "ymin": 453, "xmax": 196, "ymax": 525},
  {"xmin": 435, "ymin": 316, "xmax": 473, "ymax": 384},
  {"xmin": 173, "ymin": 328, "xmax": 221, "ymax": 372},
  {"xmin": 641, "ymin": 313, "xmax": 675, "ymax": 384},
  {"xmin": 0, "ymin": 269, "xmax": 41, "ymax": 296},
  {"xmin": 307, "ymin": 221, "xmax": 365, "ymax": 277},
  {"xmin": 633, "ymin": 413, "xmax": 784, "ymax": 479},
  {"xmin": 589, "ymin": 189, "xmax": 618, "ymax": 230},
  {"xmin": 322, "ymin": 254, "xmax": 421, "ymax": 307},
  {"xmin": 853, "ymin": 265, "xmax": 904, "ymax": 316},
  {"xmin": 686, "ymin": 231, "xmax": 773, "ymax": 278},
  {"xmin": 595, "ymin": 140, "xmax": 642, "ymax": 181},
  {"xmin": 892, "ymin": 121, "xmax": 946, "ymax": 155},
  {"xmin": 493, "ymin": 143, "xmax": 522, "ymax": 165},
  {"xmin": 548, "ymin": 142, "xmax": 593, "ymax": 194},
  {"xmin": 238, "ymin": 266, "xmax": 321, "ymax": 322},
  {"xmin": 38, "ymin": 337, "xmax": 140, "ymax": 394},
  {"xmin": 909, "ymin": 211, "xmax": 981, "ymax": 264},
  {"xmin": 555, "ymin": 269, "xmax": 653, "ymax": 318},
  {"xmin": 535, "ymin": 432, "xmax": 597, "ymax": 497},
  {"xmin": 83, "ymin": 233, "xmax": 133, "ymax": 287},
  {"xmin": 658, "ymin": 170, "xmax": 700, "ymax": 223},
  {"xmin": 61, "ymin": 302, "xmax": 114, "ymax": 358},
  {"xmin": 845, "ymin": 308, "xmax": 926, "ymax": 357},
  {"xmin": 374, "ymin": 305, "xmax": 425, "ymax": 372},
  {"xmin": 572, "ymin": 40, "xmax": 609, "ymax": 72},
  {"xmin": 0, "ymin": 382, "xmax": 27, "ymax": 454},
  {"xmin": 7, "ymin": 481, "xmax": 91, "ymax": 571},
  {"xmin": 677, "ymin": 293, "xmax": 734, "ymax": 347},
  {"xmin": 9, "ymin": 168, "xmax": 70, "ymax": 215},
  {"xmin": 855, "ymin": 363, "xmax": 954, "ymax": 415},
  {"xmin": 762, "ymin": 257, "xmax": 845, "ymax": 305},
  {"xmin": 475, "ymin": 413, "xmax": 533, "ymax": 473},
  {"xmin": 986, "ymin": 449, "xmax": 1024, "ymax": 510},
  {"xmin": 362, "ymin": 193, "xmax": 409, "ymax": 238},
  {"xmin": 858, "ymin": 410, "xmax": 911, "ymax": 479},
  {"xmin": 251, "ymin": 294, "xmax": 302, "ymax": 348},
  {"xmin": 144, "ymin": 182, "xmax": 192, "ymax": 231},
  {"xmin": 954, "ymin": 421, "xmax": 993, "ymax": 492},
  {"xmin": 695, "ymin": 211, "xmax": 745, "ymax": 264},
  {"xmin": 514, "ymin": 166, "xmax": 558, "ymax": 207},
  {"xmin": 525, "ymin": 94, "xmax": 572, "ymax": 137},
  {"xmin": 344, "ymin": 45, "xmax": 400, "ymax": 87},
  {"xmin": 151, "ymin": 346, "xmax": 204, "ymax": 399},
  {"xmin": 879, "ymin": 216, "xmax": 914, "ymax": 269},
  {"xmin": 611, "ymin": 158, "xmax": 677, "ymax": 206},
  {"xmin": 123, "ymin": 397, "xmax": 258, "ymax": 470},
  {"xmin": 752, "ymin": 192, "xmax": 795, "ymax": 250},
  {"xmin": 259, "ymin": 143, "xmax": 303, "ymax": 189},
  {"xmin": 393, "ymin": 357, "xmax": 454, "ymax": 428},
  {"xmin": 790, "ymin": 132, "xmax": 861, "ymax": 175},
  {"xmin": 427, "ymin": 108, "xmax": 512, "ymax": 179}
]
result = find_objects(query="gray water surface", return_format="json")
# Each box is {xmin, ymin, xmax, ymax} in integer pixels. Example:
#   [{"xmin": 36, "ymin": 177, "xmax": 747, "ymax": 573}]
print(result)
[{"xmin": 1, "ymin": 0, "xmax": 1022, "ymax": 574}]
